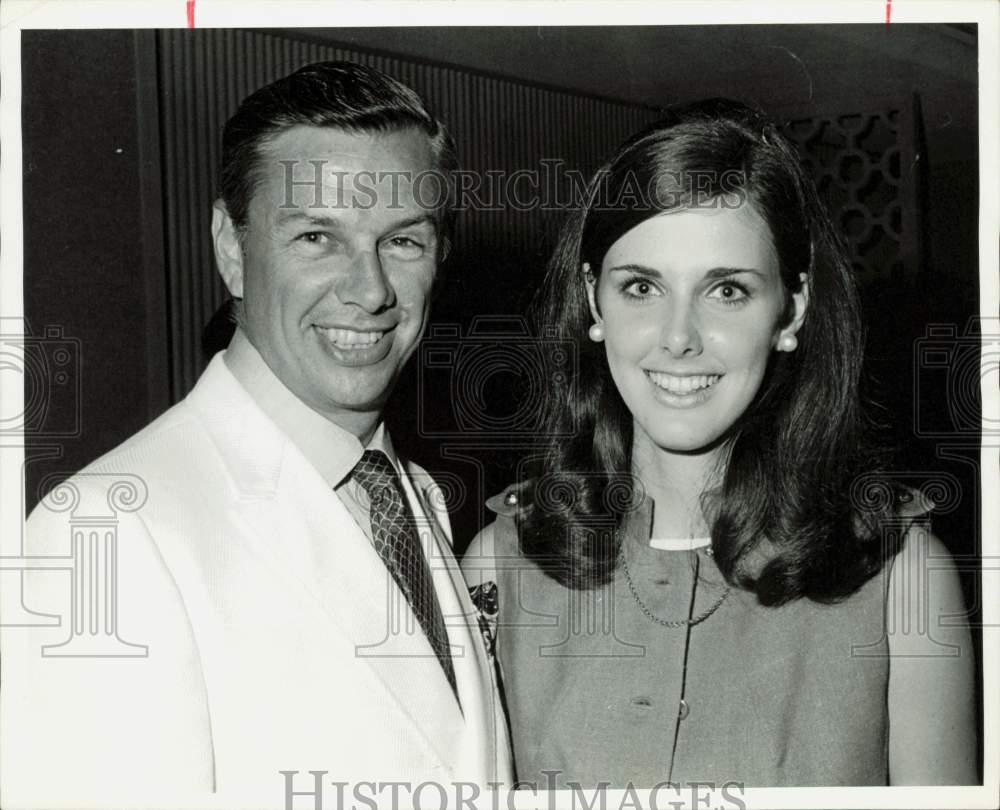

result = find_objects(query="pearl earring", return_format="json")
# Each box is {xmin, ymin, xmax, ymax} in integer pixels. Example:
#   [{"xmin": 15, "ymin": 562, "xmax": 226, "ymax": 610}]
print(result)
[
  {"xmin": 588, "ymin": 323, "xmax": 605, "ymax": 342},
  {"xmin": 778, "ymin": 334, "xmax": 798, "ymax": 352}
]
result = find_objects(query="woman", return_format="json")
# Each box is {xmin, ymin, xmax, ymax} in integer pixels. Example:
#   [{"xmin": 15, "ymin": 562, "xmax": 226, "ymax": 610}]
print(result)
[{"xmin": 462, "ymin": 99, "xmax": 976, "ymax": 788}]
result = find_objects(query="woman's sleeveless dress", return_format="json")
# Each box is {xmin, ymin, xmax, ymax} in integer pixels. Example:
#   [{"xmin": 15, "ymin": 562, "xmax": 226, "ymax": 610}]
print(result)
[{"xmin": 464, "ymin": 486, "xmax": 930, "ymax": 788}]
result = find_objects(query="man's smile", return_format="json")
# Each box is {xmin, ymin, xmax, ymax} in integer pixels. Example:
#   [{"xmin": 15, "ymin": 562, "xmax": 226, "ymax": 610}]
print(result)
[
  {"xmin": 311, "ymin": 323, "xmax": 397, "ymax": 366},
  {"xmin": 316, "ymin": 325, "xmax": 392, "ymax": 349}
]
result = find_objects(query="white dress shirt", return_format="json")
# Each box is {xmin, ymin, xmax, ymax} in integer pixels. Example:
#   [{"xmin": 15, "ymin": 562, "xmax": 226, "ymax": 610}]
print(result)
[{"xmin": 224, "ymin": 327, "xmax": 429, "ymax": 542}]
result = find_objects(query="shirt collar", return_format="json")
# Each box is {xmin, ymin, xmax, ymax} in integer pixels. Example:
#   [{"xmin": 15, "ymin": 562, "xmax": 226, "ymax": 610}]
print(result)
[{"xmin": 223, "ymin": 328, "xmax": 401, "ymax": 487}]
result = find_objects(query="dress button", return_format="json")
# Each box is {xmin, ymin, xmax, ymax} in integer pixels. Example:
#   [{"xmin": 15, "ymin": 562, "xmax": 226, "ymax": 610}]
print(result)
[{"xmin": 678, "ymin": 699, "xmax": 690, "ymax": 720}]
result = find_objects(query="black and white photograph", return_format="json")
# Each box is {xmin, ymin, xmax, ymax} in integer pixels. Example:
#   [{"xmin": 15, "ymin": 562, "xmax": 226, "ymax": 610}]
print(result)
[{"xmin": 0, "ymin": 2, "xmax": 996, "ymax": 808}]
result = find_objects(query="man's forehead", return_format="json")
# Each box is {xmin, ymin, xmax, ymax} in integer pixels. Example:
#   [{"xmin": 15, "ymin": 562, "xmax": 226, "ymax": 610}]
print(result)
[
  {"xmin": 258, "ymin": 124, "xmax": 434, "ymax": 176},
  {"xmin": 250, "ymin": 124, "xmax": 440, "ymax": 215}
]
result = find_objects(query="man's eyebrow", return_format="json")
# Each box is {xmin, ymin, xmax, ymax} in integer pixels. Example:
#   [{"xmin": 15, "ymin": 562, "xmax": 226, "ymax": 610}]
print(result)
[
  {"xmin": 383, "ymin": 214, "xmax": 437, "ymax": 232},
  {"xmin": 273, "ymin": 212, "xmax": 437, "ymax": 231},
  {"xmin": 274, "ymin": 211, "xmax": 345, "ymax": 228}
]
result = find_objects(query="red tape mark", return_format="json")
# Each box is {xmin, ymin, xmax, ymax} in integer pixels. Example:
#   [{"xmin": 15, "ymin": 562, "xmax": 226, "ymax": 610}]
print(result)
[
  {"xmin": 187, "ymin": 0, "xmax": 195, "ymax": 28},
  {"xmin": 886, "ymin": 0, "xmax": 892, "ymax": 25}
]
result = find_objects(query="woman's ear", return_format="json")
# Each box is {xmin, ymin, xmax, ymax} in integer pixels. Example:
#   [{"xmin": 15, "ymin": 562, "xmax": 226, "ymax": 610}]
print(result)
[
  {"xmin": 212, "ymin": 200, "xmax": 245, "ymax": 299},
  {"xmin": 775, "ymin": 273, "xmax": 810, "ymax": 352},
  {"xmin": 584, "ymin": 262, "xmax": 602, "ymax": 324}
]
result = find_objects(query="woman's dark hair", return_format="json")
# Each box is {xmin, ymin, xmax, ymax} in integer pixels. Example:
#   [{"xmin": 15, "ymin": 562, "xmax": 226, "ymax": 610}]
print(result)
[
  {"xmin": 521, "ymin": 98, "xmax": 899, "ymax": 606},
  {"xmin": 219, "ymin": 61, "xmax": 458, "ymax": 244}
]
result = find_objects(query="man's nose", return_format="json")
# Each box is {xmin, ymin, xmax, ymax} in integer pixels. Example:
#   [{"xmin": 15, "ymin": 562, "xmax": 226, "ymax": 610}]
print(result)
[
  {"xmin": 336, "ymin": 249, "xmax": 394, "ymax": 312},
  {"xmin": 660, "ymin": 298, "xmax": 703, "ymax": 357}
]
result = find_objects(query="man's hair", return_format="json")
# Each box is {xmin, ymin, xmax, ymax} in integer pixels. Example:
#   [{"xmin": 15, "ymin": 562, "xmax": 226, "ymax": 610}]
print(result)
[
  {"xmin": 520, "ymin": 98, "xmax": 899, "ymax": 606},
  {"xmin": 219, "ymin": 61, "xmax": 458, "ymax": 241}
]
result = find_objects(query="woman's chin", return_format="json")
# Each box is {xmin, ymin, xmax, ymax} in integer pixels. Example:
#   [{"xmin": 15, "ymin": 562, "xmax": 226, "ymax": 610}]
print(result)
[{"xmin": 638, "ymin": 427, "xmax": 731, "ymax": 458}]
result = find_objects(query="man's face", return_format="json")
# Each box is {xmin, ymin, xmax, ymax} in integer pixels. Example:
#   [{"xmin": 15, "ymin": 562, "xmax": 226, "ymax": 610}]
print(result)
[{"xmin": 214, "ymin": 125, "xmax": 440, "ymax": 435}]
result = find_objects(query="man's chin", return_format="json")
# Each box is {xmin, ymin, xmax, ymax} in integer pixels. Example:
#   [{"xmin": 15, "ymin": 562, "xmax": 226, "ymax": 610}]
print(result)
[{"xmin": 313, "ymin": 374, "xmax": 397, "ymax": 417}]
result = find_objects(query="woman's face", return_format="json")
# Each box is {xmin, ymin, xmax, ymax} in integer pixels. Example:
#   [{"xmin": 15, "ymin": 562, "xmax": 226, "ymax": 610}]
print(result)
[{"xmin": 587, "ymin": 203, "xmax": 808, "ymax": 458}]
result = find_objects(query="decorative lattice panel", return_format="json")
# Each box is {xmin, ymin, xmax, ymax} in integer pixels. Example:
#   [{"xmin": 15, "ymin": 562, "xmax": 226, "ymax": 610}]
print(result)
[{"xmin": 782, "ymin": 100, "xmax": 922, "ymax": 287}]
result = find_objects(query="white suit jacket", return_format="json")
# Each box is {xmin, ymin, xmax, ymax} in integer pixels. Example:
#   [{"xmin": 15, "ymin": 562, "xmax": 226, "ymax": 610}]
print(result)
[{"xmin": 1, "ymin": 354, "xmax": 512, "ymax": 809}]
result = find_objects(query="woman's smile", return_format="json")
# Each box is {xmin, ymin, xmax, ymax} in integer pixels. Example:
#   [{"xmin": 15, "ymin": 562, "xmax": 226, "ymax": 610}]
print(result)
[{"xmin": 645, "ymin": 370, "xmax": 723, "ymax": 407}]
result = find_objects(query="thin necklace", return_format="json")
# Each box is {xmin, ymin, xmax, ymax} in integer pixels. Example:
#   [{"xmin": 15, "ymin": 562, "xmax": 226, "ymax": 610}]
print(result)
[{"xmin": 620, "ymin": 541, "xmax": 731, "ymax": 628}]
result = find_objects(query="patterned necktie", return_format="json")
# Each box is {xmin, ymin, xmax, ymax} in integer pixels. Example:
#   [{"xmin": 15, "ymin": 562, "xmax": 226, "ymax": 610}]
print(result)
[{"xmin": 352, "ymin": 450, "xmax": 458, "ymax": 700}]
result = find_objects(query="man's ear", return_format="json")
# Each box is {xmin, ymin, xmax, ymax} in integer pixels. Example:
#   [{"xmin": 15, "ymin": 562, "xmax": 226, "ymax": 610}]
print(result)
[
  {"xmin": 776, "ymin": 272, "xmax": 810, "ymax": 347},
  {"xmin": 584, "ymin": 262, "xmax": 602, "ymax": 325},
  {"xmin": 212, "ymin": 200, "xmax": 245, "ymax": 298}
]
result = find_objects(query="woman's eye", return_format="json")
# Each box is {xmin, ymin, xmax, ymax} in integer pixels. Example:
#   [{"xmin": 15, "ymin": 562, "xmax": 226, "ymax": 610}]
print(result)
[
  {"xmin": 708, "ymin": 282, "xmax": 749, "ymax": 304},
  {"xmin": 622, "ymin": 278, "xmax": 659, "ymax": 299}
]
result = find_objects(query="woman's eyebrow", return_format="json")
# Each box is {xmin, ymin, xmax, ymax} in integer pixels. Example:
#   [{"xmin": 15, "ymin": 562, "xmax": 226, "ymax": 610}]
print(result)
[
  {"xmin": 606, "ymin": 264, "xmax": 766, "ymax": 279},
  {"xmin": 606, "ymin": 263, "xmax": 662, "ymax": 277},
  {"xmin": 704, "ymin": 266, "xmax": 767, "ymax": 279}
]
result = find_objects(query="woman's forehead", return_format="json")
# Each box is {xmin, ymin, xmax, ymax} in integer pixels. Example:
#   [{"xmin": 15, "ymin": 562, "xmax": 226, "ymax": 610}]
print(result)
[{"xmin": 600, "ymin": 205, "xmax": 779, "ymax": 274}]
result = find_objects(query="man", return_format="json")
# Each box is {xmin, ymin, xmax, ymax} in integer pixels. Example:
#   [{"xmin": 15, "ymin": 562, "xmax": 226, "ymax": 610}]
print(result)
[{"xmin": 2, "ymin": 62, "xmax": 511, "ymax": 807}]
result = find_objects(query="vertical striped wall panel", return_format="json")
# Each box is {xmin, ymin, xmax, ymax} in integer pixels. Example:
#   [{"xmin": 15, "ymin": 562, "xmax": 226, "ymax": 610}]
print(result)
[{"xmin": 156, "ymin": 29, "xmax": 658, "ymax": 398}]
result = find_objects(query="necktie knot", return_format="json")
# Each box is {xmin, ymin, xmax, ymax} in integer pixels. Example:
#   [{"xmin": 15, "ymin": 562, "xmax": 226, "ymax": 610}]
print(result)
[
  {"xmin": 352, "ymin": 450, "xmax": 401, "ymax": 509},
  {"xmin": 353, "ymin": 449, "xmax": 397, "ymax": 488},
  {"xmin": 353, "ymin": 450, "xmax": 409, "ymax": 544}
]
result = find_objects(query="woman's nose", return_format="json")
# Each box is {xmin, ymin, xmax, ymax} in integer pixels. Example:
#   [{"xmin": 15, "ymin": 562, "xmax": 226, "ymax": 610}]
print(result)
[{"xmin": 660, "ymin": 300, "xmax": 703, "ymax": 357}]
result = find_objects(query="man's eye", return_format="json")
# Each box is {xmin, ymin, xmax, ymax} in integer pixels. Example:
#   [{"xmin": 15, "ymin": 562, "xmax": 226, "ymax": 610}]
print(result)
[
  {"xmin": 382, "ymin": 235, "xmax": 427, "ymax": 258},
  {"xmin": 297, "ymin": 231, "xmax": 330, "ymax": 245},
  {"xmin": 389, "ymin": 236, "xmax": 422, "ymax": 248}
]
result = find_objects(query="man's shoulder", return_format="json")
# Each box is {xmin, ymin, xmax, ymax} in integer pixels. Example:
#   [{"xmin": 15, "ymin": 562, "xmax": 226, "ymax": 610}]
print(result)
[
  {"xmin": 92, "ymin": 399, "xmax": 198, "ymax": 468},
  {"xmin": 28, "ymin": 357, "xmax": 253, "ymax": 522},
  {"xmin": 27, "ymin": 400, "xmax": 199, "ymax": 528},
  {"xmin": 84, "ymin": 353, "xmax": 266, "ymax": 474}
]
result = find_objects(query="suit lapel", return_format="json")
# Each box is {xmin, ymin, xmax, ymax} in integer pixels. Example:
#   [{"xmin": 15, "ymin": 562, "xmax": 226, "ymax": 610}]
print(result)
[
  {"xmin": 185, "ymin": 357, "xmax": 465, "ymax": 773},
  {"xmin": 406, "ymin": 466, "xmax": 511, "ymax": 781}
]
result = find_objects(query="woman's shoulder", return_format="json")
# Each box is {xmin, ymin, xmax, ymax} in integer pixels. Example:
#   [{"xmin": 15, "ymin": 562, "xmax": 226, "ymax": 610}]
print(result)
[
  {"xmin": 460, "ymin": 483, "xmax": 527, "ymax": 580},
  {"xmin": 852, "ymin": 481, "xmax": 936, "ymax": 589},
  {"xmin": 875, "ymin": 481, "xmax": 968, "ymax": 652},
  {"xmin": 883, "ymin": 488, "xmax": 976, "ymax": 783},
  {"xmin": 852, "ymin": 478, "xmax": 935, "ymax": 526},
  {"xmin": 885, "ymin": 481, "xmax": 962, "ymax": 618},
  {"xmin": 892, "ymin": 482, "xmax": 935, "ymax": 522},
  {"xmin": 879, "ymin": 481, "xmax": 937, "ymax": 576},
  {"xmin": 845, "ymin": 480, "xmax": 934, "ymax": 558}
]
